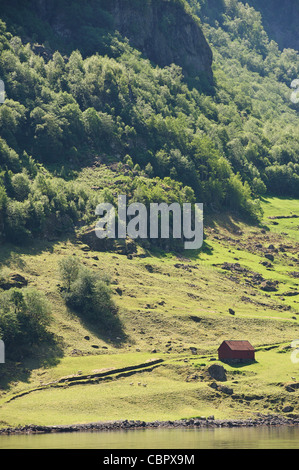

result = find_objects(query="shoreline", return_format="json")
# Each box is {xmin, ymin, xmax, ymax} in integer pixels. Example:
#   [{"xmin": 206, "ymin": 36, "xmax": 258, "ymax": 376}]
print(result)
[{"xmin": 1, "ymin": 414, "xmax": 299, "ymax": 436}]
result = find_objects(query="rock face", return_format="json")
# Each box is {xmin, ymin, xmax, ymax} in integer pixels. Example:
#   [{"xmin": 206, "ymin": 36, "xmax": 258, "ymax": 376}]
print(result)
[
  {"xmin": 0, "ymin": 273, "xmax": 28, "ymax": 290},
  {"xmin": 208, "ymin": 364, "xmax": 227, "ymax": 382},
  {"xmin": 240, "ymin": 0, "xmax": 299, "ymax": 51},
  {"xmin": 17, "ymin": 0, "xmax": 213, "ymax": 83},
  {"xmin": 260, "ymin": 280, "xmax": 278, "ymax": 292},
  {"xmin": 108, "ymin": 0, "xmax": 213, "ymax": 81}
]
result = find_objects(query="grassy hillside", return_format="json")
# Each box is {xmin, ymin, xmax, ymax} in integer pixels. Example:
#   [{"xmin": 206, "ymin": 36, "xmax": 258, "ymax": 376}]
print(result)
[
  {"xmin": 0, "ymin": 196, "xmax": 298, "ymax": 427},
  {"xmin": 0, "ymin": 0, "xmax": 299, "ymax": 428}
]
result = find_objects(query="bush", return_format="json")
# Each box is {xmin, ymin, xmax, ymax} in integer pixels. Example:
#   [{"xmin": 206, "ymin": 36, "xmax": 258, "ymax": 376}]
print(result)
[
  {"xmin": 58, "ymin": 255, "xmax": 80, "ymax": 291},
  {"xmin": 59, "ymin": 261, "xmax": 117, "ymax": 328},
  {"xmin": 11, "ymin": 173, "xmax": 30, "ymax": 201},
  {"xmin": 66, "ymin": 269, "xmax": 115, "ymax": 320},
  {"xmin": 0, "ymin": 287, "xmax": 52, "ymax": 360}
]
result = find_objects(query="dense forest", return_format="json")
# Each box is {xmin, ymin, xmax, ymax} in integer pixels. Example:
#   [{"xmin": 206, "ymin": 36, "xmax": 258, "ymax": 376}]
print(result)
[{"xmin": 0, "ymin": 0, "xmax": 298, "ymax": 246}]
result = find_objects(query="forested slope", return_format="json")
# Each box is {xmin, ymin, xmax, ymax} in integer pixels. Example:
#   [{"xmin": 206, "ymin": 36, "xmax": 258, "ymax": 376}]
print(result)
[
  {"xmin": 0, "ymin": 0, "xmax": 298, "ymax": 247},
  {"xmin": 241, "ymin": 0, "xmax": 299, "ymax": 51}
]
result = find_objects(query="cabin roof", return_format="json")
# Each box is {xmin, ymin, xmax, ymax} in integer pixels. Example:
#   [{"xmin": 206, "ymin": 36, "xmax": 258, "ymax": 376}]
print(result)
[{"xmin": 218, "ymin": 340, "xmax": 255, "ymax": 351}]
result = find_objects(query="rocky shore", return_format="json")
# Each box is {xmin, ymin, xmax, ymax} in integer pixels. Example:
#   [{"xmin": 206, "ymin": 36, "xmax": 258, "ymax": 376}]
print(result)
[{"xmin": 1, "ymin": 414, "xmax": 299, "ymax": 435}]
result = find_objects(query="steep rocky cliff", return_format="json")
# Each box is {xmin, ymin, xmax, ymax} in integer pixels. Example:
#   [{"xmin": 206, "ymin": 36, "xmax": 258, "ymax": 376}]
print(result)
[
  {"xmin": 108, "ymin": 0, "xmax": 213, "ymax": 81},
  {"xmin": 1, "ymin": 0, "xmax": 213, "ymax": 83},
  {"xmin": 240, "ymin": 0, "xmax": 299, "ymax": 51}
]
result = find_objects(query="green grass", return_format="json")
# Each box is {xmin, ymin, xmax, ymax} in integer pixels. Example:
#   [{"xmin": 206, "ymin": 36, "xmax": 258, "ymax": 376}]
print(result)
[
  {"xmin": 0, "ymin": 196, "xmax": 299, "ymax": 427},
  {"xmin": 261, "ymin": 197, "xmax": 299, "ymax": 243},
  {"xmin": 0, "ymin": 348, "xmax": 298, "ymax": 426}
]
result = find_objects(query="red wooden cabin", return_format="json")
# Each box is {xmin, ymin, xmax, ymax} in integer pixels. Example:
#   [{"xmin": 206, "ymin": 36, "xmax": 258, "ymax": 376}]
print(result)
[{"xmin": 218, "ymin": 340, "xmax": 255, "ymax": 362}]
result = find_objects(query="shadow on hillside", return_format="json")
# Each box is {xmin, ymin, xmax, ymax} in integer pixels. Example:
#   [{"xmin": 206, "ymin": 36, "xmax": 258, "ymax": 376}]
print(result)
[
  {"xmin": 0, "ymin": 234, "xmax": 76, "ymax": 268},
  {"xmin": 260, "ymin": 197, "xmax": 271, "ymax": 204},
  {"xmin": 181, "ymin": 240, "xmax": 214, "ymax": 261},
  {"xmin": 206, "ymin": 213, "xmax": 247, "ymax": 233},
  {"xmin": 0, "ymin": 333, "xmax": 64, "ymax": 391},
  {"xmin": 220, "ymin": 360, "xmax": 258, "ymax": 369},
  {"xmin": 67, "ymin": 306, "xmax": 129, "ymax": 350}
]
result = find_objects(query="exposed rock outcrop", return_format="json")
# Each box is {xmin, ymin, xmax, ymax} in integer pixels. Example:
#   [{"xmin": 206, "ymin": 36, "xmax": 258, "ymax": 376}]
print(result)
[
  {"xmin": 108, "ymin": 0, "xmax": 213, "ymax": 81},
  {"xmin": 207, "ymin": 364, "xmax": 227, "ymax": 382},
  {"xmin": 2, "ymin": 414, "xmax": 299, "ymax": 435},
  {"xmin": 6, "ymin": 0, "xmax": 213, "ymax": 82},
  {"xmin": 240, "ymin": 0, "xmax": 299, "ymax": 51},
  {"xmin": 0, "ymin": 273, "xmax": 28, "ymax": 291}
]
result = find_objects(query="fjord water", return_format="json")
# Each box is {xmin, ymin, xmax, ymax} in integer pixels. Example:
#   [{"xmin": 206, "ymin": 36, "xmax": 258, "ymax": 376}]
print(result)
[{"xmin": 1, "ymin": 427, "xmax": 299, "ymax": 449}]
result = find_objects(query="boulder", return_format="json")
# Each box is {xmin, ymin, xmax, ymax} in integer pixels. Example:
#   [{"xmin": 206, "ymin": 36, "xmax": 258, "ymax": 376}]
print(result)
[
  {"xmin": 0, "ymin": 273, "xmax": 28, "ymax": 290},
  {"xmin": 260, "ymin": 280, "xmax": 278, "ymax": 292},
  {"xmin": 208, "ymin": 364, "xmax": 227, "ymax": 382},
  {"xmin": 219, "ymin": 385, "xmax": 234, "ymax": 395},
  {"xmin": 282, "ymin": 406, "xmax": 294, "ymax": 413}
]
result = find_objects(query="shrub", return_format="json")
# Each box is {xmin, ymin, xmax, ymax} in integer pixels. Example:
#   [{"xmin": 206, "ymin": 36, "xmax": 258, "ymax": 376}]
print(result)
[
  {"xmin": 60, "ymin": 261, "xmax": 117, "ymax": 328},
  {"xmin": 11, "ymin": 173, "xmax": 30, "ymax": 201},
  {"xmin": 58, "ymin": 255, "xmax": 80, "ymax": 291},
  {"xmin": 0, "ymin": 287, "xmax": 52, "ymax": 360}
]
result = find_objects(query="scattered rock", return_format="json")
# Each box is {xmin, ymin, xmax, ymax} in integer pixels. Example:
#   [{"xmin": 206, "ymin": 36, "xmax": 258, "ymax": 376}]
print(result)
[
  {"xmin": 279, "ymin": 291, "xmax": 299, "ymax": 297},
  {"xmin": 282, "ymin": 406, "xmax": 294, "ymax": 413},
  {"xmin": 145, "ymin": 264, "xmax": 154, "ymax": 273},
  {"xmin": 290, "ymin": 272, "xmax": 299, "ymax": 279},
  {"xmin": 209, "ymin": 382, "xmax": 218, "ymax": 389},
  {"xmin": 32, "ymin": 43, "xmax": 53, "ymax": 61},
  {"xmin": 285, "ymin": 383, "xmax": 299, "ymax": 392},
  {"xmin": 221, "ymin": 263, "xmax": 248, "ymax": 273},
  {"xmin": 265, "ymin": 253, "xmax": 275, "ymax": 262},
  {"xmin": 0, "ymin": 273, "xmax": 28, "ymax": 290},
  {"xmin": 174, "ymin": 263, "xmax": 192, "ymax": 272},
  {"xmin": 81, "ymin": 245, "xmax": 90, "ymax": 252},
  {"xmin": 70, "ymin": 349, "xmax": 83, "ymax": 356},
  {"xmin": 260, "ymin": 261, "xmax": 273, "ymax": 268},
  {"xmin": 260, "ymin": 280, "xmax": 278, "ymax": 292},
  {"xmin": 189, "ymin": 316, "xmax": 201, "ymax": 323},
  {"xmin": 4, "ymin": 414, "xmax": 299, "ymax": 435},
  {"xmin": 219, "ymin": 385, "xmax": 234, "ymax": 395},
  {"xmin": 269, "ymin": 215, "xmax": 299, "ymax": 220},
  {"xmin": 208, "ymin": 364, "xmax": 227, "ymax": 382}
]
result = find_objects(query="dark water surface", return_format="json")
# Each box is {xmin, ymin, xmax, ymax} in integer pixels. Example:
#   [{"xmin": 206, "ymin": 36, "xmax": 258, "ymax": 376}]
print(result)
[{"xmin": 0, "ymin": 426, "xmax": 299, "ymax": 449}]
